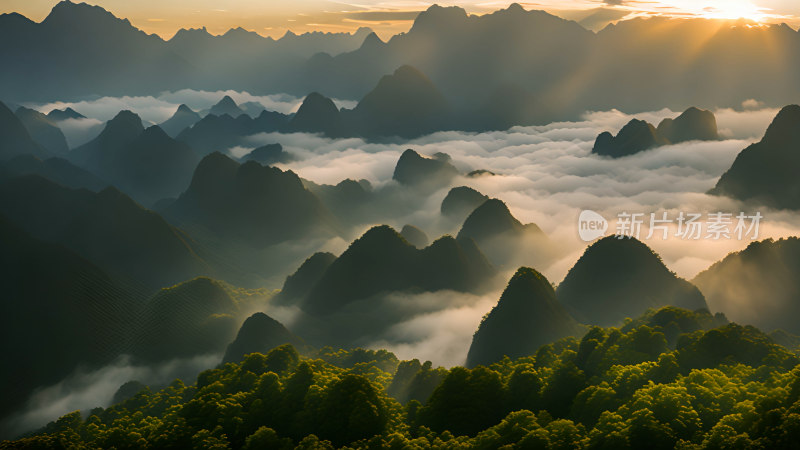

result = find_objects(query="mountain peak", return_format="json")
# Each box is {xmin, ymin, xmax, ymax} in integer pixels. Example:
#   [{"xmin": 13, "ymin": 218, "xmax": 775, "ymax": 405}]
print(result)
[
  {"xmin": 593, "ymin": 118, "xmax": 666, "ymax": 157},
  {"xmin": 414, "ymin": 4, "xmax": 469, "ymax": 31},
  {"xmin": 392, "ymin": 148, "xmax": 459, "ymax": 186},
  {"xmin": 710, "ymin": 104, "xmax": 800, "ymax": 210},
  {"xmin": 354, "ymin": 225, "xmax": 408, "ymax": 248},
  {"xmin": 176, "ymin": 104, "xmax": 194, "ymax": 113},
  {"xmin": 557, "ymin": 236, "xmax": 707, "ymax": 325},
  {"xmin": 360, "ymin": 31, "xmax": 385, "ymax": 50},
  {"xmin": 218, "ymin": 95, "xmax": 237, "ymax": 107},
  {"xmin": 47, "ymin": 107, "xmax": 85, "ymax": 120},
  {"xmin": 209, "ymin": 96, "xmax": 244, "ymax": 118},
  {"xmin": 657, "ymin": 107, "xmax": 719, "ymax": 143},
  {"xmin": 351, "ymin": 64, "xmax": 449, "ymax": 138},
  {"xmin": 762, "ymin": 104, "xmax": 800, "ymax": 145},
  {"xmin": 441, "ymin": 186, "xmax": 490, "ymax": 220},
  {"xmin": 44, "ymin": 1, "xmax": 131, "ymax": 29},
  {"xmin": 171, "ymin": 27, "xmax": 213, "ymax": 41},
  {"xmin": 466, "ymin": 266, "xmax": 580, "ymax": 367},
  {"xmin": 288, "ymin": 92, "xmax": 343, "ymax": 137},
  {"xmin": 457, "ymin": 198, "xmax": 523, "ymax": 241},
  {"xmin": 222, "ymin": 313, "xmax": 301, "ymax": 364},
  {"xmin": 107, "ymin": 110, "xmax": 143, "ymax": 131}
]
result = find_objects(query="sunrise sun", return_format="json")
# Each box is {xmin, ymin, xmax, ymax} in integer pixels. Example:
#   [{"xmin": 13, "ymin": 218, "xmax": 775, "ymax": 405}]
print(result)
[{"xmin": 696, "ymin": 0, "xmax": 768, "ymax": 21}]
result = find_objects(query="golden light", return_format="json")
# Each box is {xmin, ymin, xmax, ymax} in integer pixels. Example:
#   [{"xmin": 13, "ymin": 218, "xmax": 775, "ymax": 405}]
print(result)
[{"xmin": 664, "ymin": 0, "xmax": 769, "ymax": 22}]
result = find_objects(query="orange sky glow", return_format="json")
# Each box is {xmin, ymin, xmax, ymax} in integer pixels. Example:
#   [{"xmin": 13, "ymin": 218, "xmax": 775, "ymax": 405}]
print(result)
[{"xmin": 2, "ymin": 0, "xmax": 798, "ymax": 39}]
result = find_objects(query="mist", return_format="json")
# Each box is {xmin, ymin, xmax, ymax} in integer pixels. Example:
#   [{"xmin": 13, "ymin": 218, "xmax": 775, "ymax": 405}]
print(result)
[
  {"xmin": 24, "ymin": 90, "xmax": 357, "ymax": 147},
  {"xmin": 0, "ymin": 353, "xmax": 221, "ymax": 440},
  {"xmin": 234, "ymin": 102, "xmax": 797, "ymax": 284}
]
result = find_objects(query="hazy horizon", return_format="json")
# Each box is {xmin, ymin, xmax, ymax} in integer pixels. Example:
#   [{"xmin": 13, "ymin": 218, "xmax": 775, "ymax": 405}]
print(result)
[{"xmin": 3, "ymin": 0, "xmax": 800, "ymax": 40}]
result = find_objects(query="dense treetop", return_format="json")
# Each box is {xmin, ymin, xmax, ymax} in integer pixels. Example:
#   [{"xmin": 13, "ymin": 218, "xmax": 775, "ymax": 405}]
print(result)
[{"xmin": 8, "ymin": 307, "xmax": 800, "ymax": 449}]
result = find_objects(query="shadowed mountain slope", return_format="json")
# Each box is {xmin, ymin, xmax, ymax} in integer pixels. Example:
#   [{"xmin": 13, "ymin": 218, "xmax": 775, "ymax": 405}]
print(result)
[
  {"xmin": 466, "ymin": 267, "xmax": 582, "ymax": 368},
  {"xmin": 711, "ymin": 105, "xmax": 800, "ymax": 210},
  {"xmin": 693, "ymin": 237, "xmax": 800, "ymax": 334},
  {"xmin": 557, "ymin": 236, "xmax": 708, "ymax": 326}
]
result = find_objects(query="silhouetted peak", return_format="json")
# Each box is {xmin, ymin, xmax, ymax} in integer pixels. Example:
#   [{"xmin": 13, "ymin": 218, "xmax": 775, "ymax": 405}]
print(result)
[
  {"xmin": 500, "ymin": 267, "xmax": 557, "ymax": 307},
  {"xmin": 558, "ymin": 235, "xmax": 707, "ymax": 325},
  {"xmin": 352, "ymin": 225, "xmax": 409, "ymax": 249},
  {"xmin": 216, "ymin": 95, "xmax": 237, "ymax": 108},
  {"xmin": 593, "ymin": 118, "xmax": 665, "ymax": 157},
  {"xmin": 104, "ymin": 110, "xmax": 144, "ymax": 135},
  {"xmin": 188, "ymin": 152, "xmax": 240, "ymax": 191},
  {"xmin": 466, "ymin": 266, "xmax": 579, "ymax": 367},
  {"xmin": 222, "ymin": 313, "xmax": 301, "ymax": 364},
  {"xmin": 239, "ymin": 311, "xmax": 285, "ymax": 333},
  {"xmin": 353, "ymin": 27, "xmax": 374, "ymax": 37},
  {"xmin": 44, "ymin": 1, "xmax": 131, "ymax": 29},
  {"xmin": 289, "ymin": 92, "xmax": 343, "ymax": 136},
  {"xmin": 400, "ymin": 148, "xmax": 421, "ymax": 160},
  {"xmin": 581, "ymin": 235, "xmax": 656, "ymax": 261},
  {"xmin": 360, "ymin": 31, "xmax": 385, "ymax": 50},
  {"xmin": 0, "ymin": 12, "xmax": 35, "ymax": 27},
  {"xmin": 658, "ymin": 107, "xmax": 719, "ymax": 143},
  {"xmin": 171, "ymin": 27, "xmax": 213, "ymax": 40},
  {"xmin": 458, "ymin": 198, "xmax": 523, "ymax": 240},
  {"xmin": 412, "ymin": 4, "xmax": 469, "ymax": 32},
  {"xmin": 507, "ymin": 3, "xmax": 525, "ymax": 12},
  {"xmin": 300, "ymin": 92, "xmax": 337, "ymax": 110},
  {"xmin": 176, "ymin": 104, "xmax": 194, "ymax": 114},
  {"xmin": 392, "ymin": 149, "xmax": 458, "ymax": 186},
  {"xmin": 622, "ymin": 118, "xmax": 652, "ymax": 132},
  {"xmin": 47, "ymin": 107, "xmax": 85, "ymax": 120},
  {"xmin": 441, "ymin": 186, "xmax": 490, "ymax": 218},
  {"xmin": 224, "ymin": 27, "xmax": 250, "ymax": 36},
  {"xmin": 762, "ymin": 104, "xmax": 800, "ymax": 146}
]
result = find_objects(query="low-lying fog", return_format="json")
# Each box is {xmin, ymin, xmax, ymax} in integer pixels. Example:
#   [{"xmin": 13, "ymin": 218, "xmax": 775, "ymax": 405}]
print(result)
[{"xmin": 12, "ymin": 94, "xmax": 800, "ymax": 437}]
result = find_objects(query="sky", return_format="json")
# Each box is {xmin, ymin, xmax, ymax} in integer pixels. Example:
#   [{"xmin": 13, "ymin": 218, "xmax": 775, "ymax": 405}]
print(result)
[{"xmin": 2, "ymin": 0, "xmax": 799, "ymax": 39}]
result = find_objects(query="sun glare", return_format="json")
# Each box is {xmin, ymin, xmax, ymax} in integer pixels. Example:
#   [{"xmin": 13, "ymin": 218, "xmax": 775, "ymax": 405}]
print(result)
[{"xmin": 692, "ymin": 0, "xmax": 768, "ymax": 22}]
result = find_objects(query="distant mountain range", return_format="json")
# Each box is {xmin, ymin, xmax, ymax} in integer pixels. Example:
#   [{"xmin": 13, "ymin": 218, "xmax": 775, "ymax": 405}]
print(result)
[
  {"xmin": 2, "ymin": 2, "xmax": 798, "ymax": 129},
  {"xmin": 0, "ymin": 1, "xmax": 371, "ymax": 102},
  {"xmin": 69, "ymin": 110, "xmax": 200, "ymax": 206}
]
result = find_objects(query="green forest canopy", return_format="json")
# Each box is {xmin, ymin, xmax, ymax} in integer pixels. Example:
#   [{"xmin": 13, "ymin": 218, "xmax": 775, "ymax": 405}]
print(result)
[{"xmin": 5, "ymin": 307, "xmax": 800, "ymax": 449}]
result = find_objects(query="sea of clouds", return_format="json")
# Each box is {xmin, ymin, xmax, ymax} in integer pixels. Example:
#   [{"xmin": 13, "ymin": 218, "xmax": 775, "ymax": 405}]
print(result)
[{"xmin": 10, "ymin": 94, "xmax": 800, "ymax": 436}]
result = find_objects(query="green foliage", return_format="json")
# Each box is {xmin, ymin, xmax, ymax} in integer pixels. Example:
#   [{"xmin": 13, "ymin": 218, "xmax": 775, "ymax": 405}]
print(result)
[{"xmin": 10, "ymin": 307, "xmax": 800, "ymax": 449}]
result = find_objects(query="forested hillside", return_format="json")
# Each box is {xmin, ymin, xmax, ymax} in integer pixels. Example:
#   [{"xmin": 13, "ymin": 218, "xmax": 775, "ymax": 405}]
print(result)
[{"xmin": 8, "ymin": 308, "xmax": 800, "ymax": 449}]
